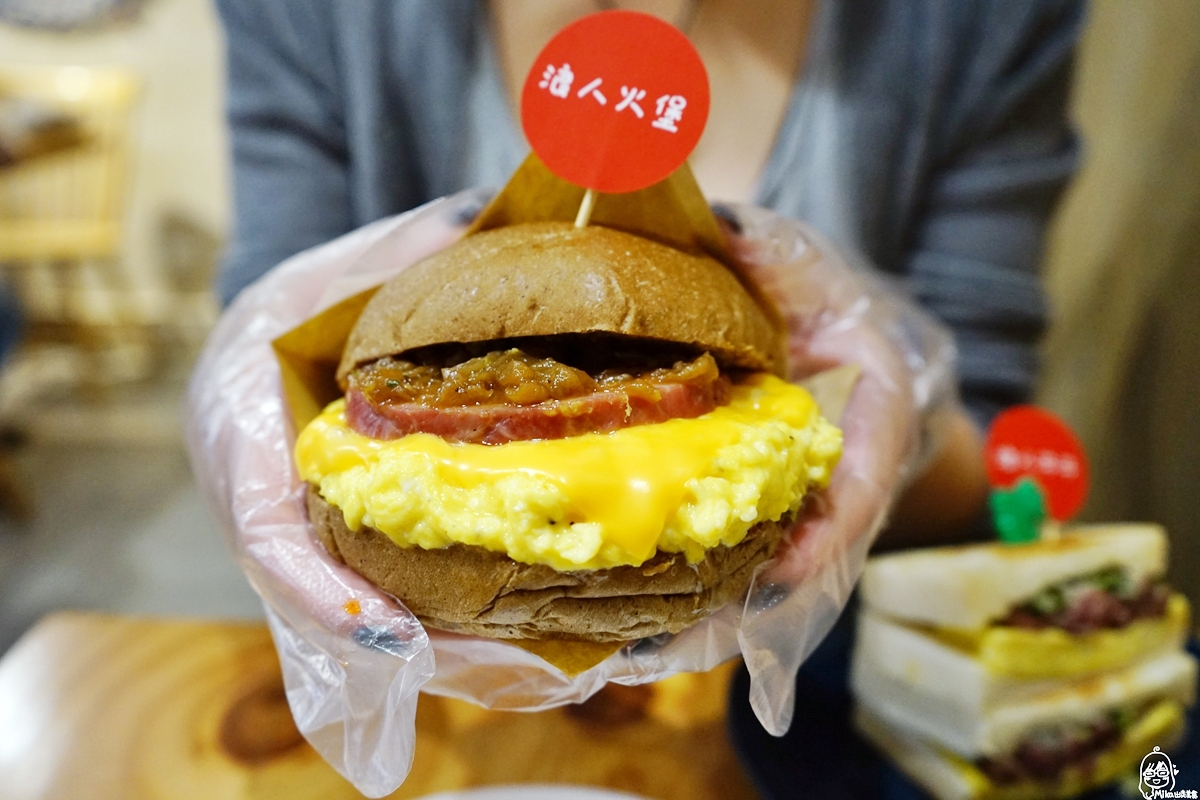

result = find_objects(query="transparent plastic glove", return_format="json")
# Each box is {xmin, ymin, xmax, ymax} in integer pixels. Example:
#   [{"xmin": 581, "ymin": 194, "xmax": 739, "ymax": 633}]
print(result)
[
  {"xmin": 186, "ymin": 192, "xmax": 957, "ymax": 797},
  {"xmin": 723, "ymin": 205, "xmax": 957, "ymax": 734}
]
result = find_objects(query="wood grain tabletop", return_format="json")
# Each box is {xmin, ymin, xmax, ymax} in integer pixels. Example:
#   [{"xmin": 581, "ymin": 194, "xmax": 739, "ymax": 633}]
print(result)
[{"xmin": 0, "ymin": 612, "xmax": 761, "ymax": 800}]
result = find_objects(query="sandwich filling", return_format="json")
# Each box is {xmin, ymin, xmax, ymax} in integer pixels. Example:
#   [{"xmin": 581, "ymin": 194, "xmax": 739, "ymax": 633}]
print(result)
[
  {"xmin": 857, "ymin": 698, "xmax": 1186, "ymax": 800},
  {"xmin": 999, "ymin": 567, "xmax": 1171, "ymax": 633},
  {"xmin": 295, "ymin": 372, "xmax": 841, "ymax": 571},
  {"xmin": 346, "ymin": 350, "xmax": 730, "ymax": 445},
  {"xmin": 970, "ymin": 699, "xmax": 1185, "ymax": 793},
  {"xmin": 930, "ymin": 570, "xmax": 1189, "ymax": 679}
]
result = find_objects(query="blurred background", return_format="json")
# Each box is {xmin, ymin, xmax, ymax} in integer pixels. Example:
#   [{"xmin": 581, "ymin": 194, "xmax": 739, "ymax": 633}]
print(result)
[{"xmin": 0, "ymin": 0, "xmax": 1196, "ymax": 654}]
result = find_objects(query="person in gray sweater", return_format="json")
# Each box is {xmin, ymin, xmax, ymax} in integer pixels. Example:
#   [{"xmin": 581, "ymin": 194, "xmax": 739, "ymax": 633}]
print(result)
[{"xmin": 215, "ymin": 0, "xmax": 1082, "ymax": 540}]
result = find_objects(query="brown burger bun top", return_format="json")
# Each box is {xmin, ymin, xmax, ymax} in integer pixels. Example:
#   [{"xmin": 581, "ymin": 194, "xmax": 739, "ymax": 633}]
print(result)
[{"xmin": 336, "ymin": 221, "xmax": 786, "ymax": 386}]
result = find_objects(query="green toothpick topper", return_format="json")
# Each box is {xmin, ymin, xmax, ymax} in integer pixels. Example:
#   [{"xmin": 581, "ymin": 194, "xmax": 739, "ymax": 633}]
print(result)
[{"xmin": 989, "ymin": 477, "xmax": 1047, "ymax": 544}]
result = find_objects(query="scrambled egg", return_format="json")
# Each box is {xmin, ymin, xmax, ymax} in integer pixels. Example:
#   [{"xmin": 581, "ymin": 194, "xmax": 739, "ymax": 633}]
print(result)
[
  {"xmin": 932, "ymin": 594, "xmax": 1191, "ymax": 679},
  {"xmin": 294, "ymin": 374, "xmax": 842, "ymax": 571}
]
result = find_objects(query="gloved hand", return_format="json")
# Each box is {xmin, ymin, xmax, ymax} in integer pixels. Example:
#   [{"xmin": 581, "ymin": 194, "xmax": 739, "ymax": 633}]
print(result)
[
  {"xmin": 187, "ymin": 191, "xmax": 957, "ymax": 797},
  {"xmin": 719, "ymin": 204, "xmax": 956, "ymax": 733}
]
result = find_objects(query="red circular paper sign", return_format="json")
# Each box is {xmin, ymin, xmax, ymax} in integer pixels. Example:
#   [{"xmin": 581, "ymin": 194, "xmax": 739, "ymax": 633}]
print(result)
[
  {"xmin": 521, "ymin": 10, "xmax": 710, "ymax": 193},
  {"xmin": 984, "ymin": 405, "xmax": 1090, "ymax": 521}
]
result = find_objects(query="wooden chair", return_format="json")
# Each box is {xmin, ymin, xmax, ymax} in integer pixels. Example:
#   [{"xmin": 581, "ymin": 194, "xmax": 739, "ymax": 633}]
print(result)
[
  {"xmin": 0, "ymin": 66, "xmax": 141, "ymax": 520},
  {"xmin": 0, "ymin": 65, "xmax": 141, "ymax": 354}
]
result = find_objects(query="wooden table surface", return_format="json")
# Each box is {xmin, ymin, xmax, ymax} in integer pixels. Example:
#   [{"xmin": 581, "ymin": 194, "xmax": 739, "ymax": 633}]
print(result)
[{"xmin": 0, "ymin": 613, "xmax": 761, "ymax": 800}]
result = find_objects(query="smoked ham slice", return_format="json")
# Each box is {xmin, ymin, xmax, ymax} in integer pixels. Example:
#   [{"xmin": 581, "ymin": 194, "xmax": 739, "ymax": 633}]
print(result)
[{"xmin": 345, "ymin": 376, "xmax": 730, "ymax": 445}]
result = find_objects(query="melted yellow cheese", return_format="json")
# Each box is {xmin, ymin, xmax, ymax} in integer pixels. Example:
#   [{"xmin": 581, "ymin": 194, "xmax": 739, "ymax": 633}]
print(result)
[
  {"xmin": 295, "ymin": 375, "xmax": 841, "ymax": 570},
  {"xmin": 931, "ymin": 594, "xmax": 1191, "ymax": 679},
  {"xmin": 947, "ymin": 699, "xmax": 1185, "ymax": 800}
]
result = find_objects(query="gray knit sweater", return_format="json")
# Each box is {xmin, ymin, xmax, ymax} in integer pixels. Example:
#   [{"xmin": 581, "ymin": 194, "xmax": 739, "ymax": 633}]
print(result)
[{"xmin": 216, "ymin": 0, "xmax": 1083, "ymax": 418}]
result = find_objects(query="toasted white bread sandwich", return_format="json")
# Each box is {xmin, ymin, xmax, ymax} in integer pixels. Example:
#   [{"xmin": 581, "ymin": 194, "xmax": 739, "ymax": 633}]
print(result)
[
  {"xmin": 854, "ymin": 694, "xmax": 1188, "ymax": 800},
  {"xmin": 851, "ymin": 524, "xmax": 1197, "ymax": 800},
  {"xmin": 858, "ymin": 524, "xmax": 1188, "ymax": 679}
]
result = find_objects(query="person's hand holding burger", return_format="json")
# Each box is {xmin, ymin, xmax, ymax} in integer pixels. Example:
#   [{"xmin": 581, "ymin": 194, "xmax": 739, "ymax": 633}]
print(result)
[{"xmin": 189, "ymin": 188, "xmax": 964, "ymax": 779}]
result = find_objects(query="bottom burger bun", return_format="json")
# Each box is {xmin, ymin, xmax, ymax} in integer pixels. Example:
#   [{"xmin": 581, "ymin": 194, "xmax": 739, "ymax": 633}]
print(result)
[{"xmin": 309, "ymin": 487, "xmax": 792, "ymax": 642}]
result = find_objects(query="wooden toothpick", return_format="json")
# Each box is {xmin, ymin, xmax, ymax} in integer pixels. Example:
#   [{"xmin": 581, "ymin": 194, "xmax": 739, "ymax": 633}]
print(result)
[
  {"xmin": 574, "ymin": 188, "xmax": 597, "ymax": 228},
  {"xmin": 1040, "ymin": 518, "xmax": 1063, "ymax": 543}
]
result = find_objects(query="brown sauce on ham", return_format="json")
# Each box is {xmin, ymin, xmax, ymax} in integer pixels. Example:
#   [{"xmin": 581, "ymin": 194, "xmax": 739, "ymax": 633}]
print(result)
[
  {"xmin": 346, "ymin": 349, "xmax": 731, "ymax": 444},
  {"xmin": 353, "ymin": 349, "xmax": 721, "ymax": 409}
]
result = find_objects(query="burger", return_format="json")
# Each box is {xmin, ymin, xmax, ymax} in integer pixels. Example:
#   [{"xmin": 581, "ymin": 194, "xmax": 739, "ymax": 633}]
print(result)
[{"xmin": 294, "ymin": 221, "xmax": 842, "ymax": 642}]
